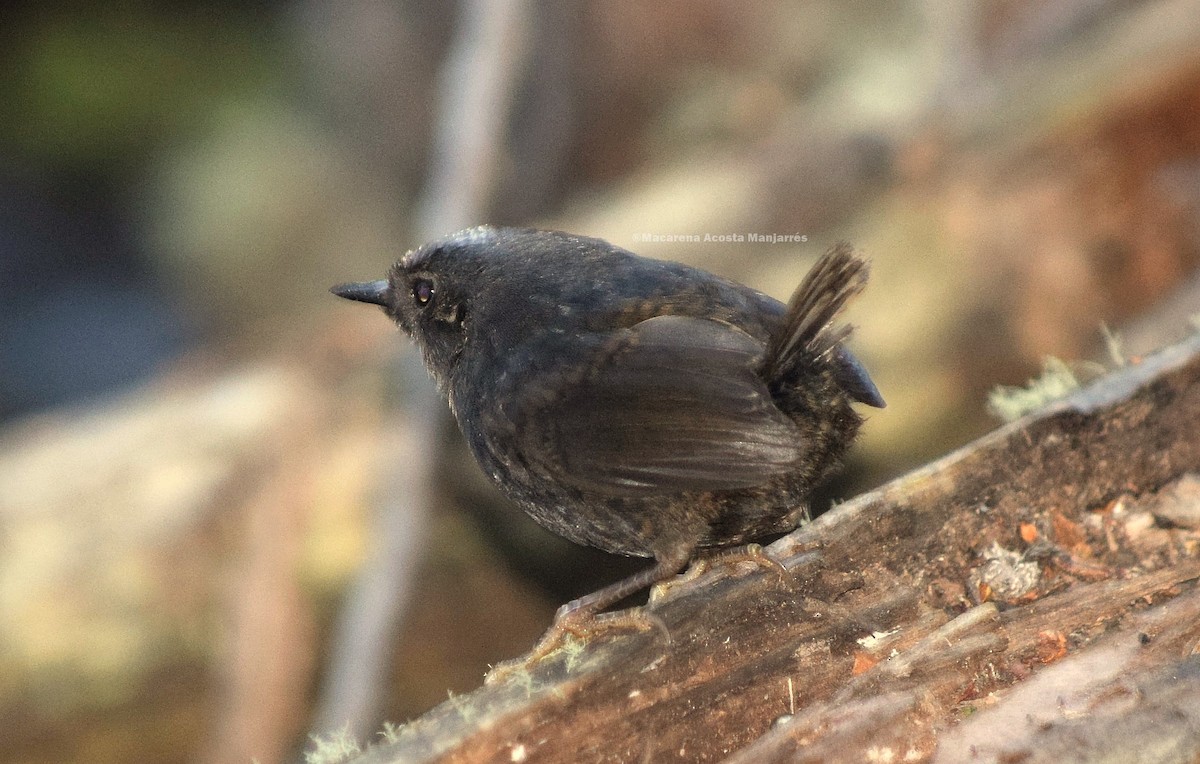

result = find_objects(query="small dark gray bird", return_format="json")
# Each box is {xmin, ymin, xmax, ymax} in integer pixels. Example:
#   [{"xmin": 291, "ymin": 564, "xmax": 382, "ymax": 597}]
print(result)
[{"xmin": 332, "ymin": 226, "xmax": 883, "ymax": 626}]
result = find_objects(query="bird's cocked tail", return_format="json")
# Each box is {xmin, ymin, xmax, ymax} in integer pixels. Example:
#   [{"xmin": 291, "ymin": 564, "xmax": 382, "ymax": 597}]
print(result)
[{"xmin": 763, "ymin": 243, "xmax": 885, "ymax": 408}]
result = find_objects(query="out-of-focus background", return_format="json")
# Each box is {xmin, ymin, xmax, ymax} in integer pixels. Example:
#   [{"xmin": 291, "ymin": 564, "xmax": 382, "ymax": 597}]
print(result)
[{"xmin": 2, "ymin": 1, "xmax": 1200, "ymax": 762}]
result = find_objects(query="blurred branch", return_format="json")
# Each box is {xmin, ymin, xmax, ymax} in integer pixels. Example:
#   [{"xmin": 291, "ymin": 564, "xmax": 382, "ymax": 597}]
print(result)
[
  {"xmin": 309, "ymin": 0, "xmax": 533, "ymax": 744},
  {"xmin": 416, "ymin": 0, "xmax": 532, "ymax": 238},
  {"xmin": 310, "ymin": 360, "xmax": 440, "ymax": 739}
]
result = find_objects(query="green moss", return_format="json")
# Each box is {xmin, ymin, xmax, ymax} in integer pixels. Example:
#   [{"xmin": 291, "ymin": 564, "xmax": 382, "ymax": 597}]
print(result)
[
  {"xmin": 304, "ymin": 725, "xmax": 361, "ymax": 764},
  {"xmin": 378, "ymin": 721, "xmax": 404, "ymax": 745},
  {"xmin": 987, "ymin": 357, "xmax": 1080, "ymax": 423}
]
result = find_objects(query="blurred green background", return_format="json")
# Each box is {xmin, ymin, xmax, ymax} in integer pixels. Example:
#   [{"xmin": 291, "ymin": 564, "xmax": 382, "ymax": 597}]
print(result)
[{"xmin": 2, "ymin": 1, "xmax": 1200, "ymax": 762}]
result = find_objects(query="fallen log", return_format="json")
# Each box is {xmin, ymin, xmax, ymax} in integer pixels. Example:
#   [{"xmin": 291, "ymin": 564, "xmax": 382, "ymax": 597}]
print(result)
[{"xmin": 340, "ymin": 332, "xmax": 1200, "ymax": 764}]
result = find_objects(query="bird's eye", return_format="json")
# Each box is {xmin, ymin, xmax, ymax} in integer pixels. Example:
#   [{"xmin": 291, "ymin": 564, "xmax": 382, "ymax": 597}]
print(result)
[{"xmin": 412, "ymin": 278, "xmax": 435, "ymax": 306}]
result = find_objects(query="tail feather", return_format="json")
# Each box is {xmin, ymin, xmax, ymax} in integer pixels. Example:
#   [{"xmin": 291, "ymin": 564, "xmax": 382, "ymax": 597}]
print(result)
[{"xmin": 763, "ymin": 243, "xmax": 879, "ymax": 405}]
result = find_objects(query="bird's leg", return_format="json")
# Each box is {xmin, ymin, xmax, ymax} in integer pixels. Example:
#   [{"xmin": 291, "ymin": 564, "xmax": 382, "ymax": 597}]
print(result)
[
  {"xmin": 649, "ymin": 542, "xmax": 795, "ymax": 606},
  {"xmin": 544, "ymin": 555, "xmax": 686, "ymax": 651},
  {"xmin": 558, "ymin": 555, "xmax": 685, "ymax": 619},
  {"xmin": 485, "ymin": 553, "xmax": 688, "ymax": 684},
  {"xmin": 707, "ymin": 542, "xmax": 790, "ymax": 581}
]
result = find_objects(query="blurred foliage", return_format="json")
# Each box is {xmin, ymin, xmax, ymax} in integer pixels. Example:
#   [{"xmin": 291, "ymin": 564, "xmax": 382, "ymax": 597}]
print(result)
[{"xmin": 0, "ymin": 5, "xmax": 284, "ymax": 172}]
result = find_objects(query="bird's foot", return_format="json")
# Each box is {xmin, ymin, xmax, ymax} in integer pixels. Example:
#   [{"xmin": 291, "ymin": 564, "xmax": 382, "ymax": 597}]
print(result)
[
  {"xmin": 714, "ymin": 542, "xmax": 791, "ymax": 582},
  {"xmin": 647, "ymin": 558, "xmax": 711, "ymax": 604},
  {"xmin": 485, "ymin": 605, "xmax": 670, "ymax": 685},
  {"xmin": 648, "ymin": 543, "xmax": 792, "ymax": 606}
]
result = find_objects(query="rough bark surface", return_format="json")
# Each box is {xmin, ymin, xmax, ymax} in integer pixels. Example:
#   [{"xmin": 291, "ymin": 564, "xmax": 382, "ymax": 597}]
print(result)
[{"xmin": 351, "ymin": 333, "xmax": 1200, "ymax": 764}]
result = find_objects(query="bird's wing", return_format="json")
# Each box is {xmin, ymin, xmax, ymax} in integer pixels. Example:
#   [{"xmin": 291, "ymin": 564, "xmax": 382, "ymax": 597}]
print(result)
[{"xmin": 504, "ymin": 315, "xmax": 805, "ymax": 497}]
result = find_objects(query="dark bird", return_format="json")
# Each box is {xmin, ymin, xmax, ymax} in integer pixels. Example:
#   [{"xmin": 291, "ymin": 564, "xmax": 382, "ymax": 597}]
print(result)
[{"xmin": 332, "ymin": 226, "xmax": 883, "ymax": 635}]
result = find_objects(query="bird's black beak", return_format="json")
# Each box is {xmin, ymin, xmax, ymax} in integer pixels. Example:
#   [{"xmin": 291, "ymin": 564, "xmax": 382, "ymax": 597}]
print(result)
[{"xmin": 331, "ymin": 279, "xmax": 390, "ymax": 307}]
